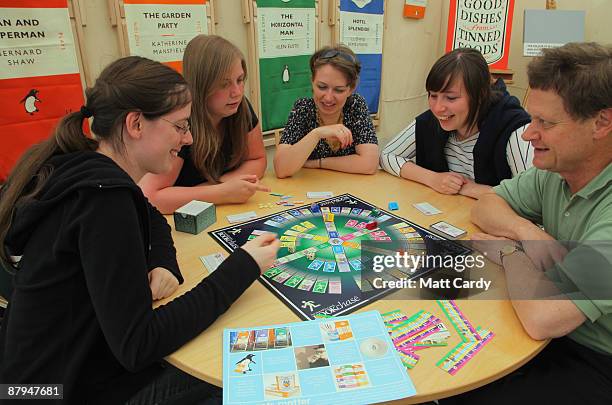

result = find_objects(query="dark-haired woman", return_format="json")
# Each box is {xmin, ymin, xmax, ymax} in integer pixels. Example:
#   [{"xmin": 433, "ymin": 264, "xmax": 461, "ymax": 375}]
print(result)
[
  {"xmin": 380, "ymin": 48, "xmax": 532, "ymax": 199},
  {"xmin": 0, "ymin": 56, "xmax": 279, "ymax": 404},
  {"xmin": 274, "ymin": 45, "xmax": 379, "ymax": 178}
]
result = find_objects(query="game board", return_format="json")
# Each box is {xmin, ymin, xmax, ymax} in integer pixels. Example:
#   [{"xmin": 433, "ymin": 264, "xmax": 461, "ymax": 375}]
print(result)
[{"xmin": 210, "ymin": 194, "xmax": 470, "ymax": 320}]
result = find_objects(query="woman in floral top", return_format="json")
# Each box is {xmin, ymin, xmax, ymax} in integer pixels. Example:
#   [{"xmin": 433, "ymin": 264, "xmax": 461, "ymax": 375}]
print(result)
[{"xmin": 274, "ymin": 45, "xmax": 379, "ymax": 178}]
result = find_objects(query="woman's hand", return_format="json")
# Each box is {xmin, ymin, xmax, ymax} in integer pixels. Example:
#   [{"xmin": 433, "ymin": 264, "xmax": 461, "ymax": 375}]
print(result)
[
  {"xmin": 218, "ymin": 174, "xmax": 270, "ymax": 203},
  {"xmin": 314, "ymin": 124, "xmax": 353, "ymax": 149},
  {"xmin": 429, "ymin": 172, "xmax": 467, "ymax": 194},
  {"xmin": 242, "ymin": 233, "xmax": 281, "ymax": 274},
  {"xmin": 148, "ymin": 267, "xmax": 179, "ymax": 300}
]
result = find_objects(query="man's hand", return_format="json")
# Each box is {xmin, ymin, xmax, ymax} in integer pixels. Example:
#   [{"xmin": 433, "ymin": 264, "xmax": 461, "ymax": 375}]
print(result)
[{"xmin": 471, "ymin": 232, "xmax": 518, "ymax": 266}]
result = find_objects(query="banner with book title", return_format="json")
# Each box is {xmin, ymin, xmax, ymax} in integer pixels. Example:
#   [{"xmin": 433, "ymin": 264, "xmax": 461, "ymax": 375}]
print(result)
[
  {"xmin": 339, "ymin": 0, "xmax": 384, "ymax": 114},
  {"xmin": 257, "ymin": 0, "xmax": 316, "ymax": 131},
  {"xmin": 123, "ymin": 0, "xmax": 208, "ymax": 72},
  {"xmin": 445, "ymin": 0, "xmax": 516, "ymax": 69},
  {"xmin": 0, "ymin": 0, "xmax": 85, "ymax": 182}
]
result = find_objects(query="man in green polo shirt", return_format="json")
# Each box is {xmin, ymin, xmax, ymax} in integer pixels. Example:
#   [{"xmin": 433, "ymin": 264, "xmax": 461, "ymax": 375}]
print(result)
[{"xmin": 447, "ymin": 42, "xmax": 611, "ymax": 404}]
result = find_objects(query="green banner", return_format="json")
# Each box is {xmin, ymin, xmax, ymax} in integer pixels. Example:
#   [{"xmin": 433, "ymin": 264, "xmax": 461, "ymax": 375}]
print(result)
[{"xmin": 257, "ymin": 0, "xmax": 315, "ymax": 131}]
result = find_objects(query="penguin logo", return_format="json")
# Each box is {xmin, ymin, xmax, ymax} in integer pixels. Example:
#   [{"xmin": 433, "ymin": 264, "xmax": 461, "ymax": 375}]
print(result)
[
  {"xmin": 282, "ymin": 65, "xmax": 290, "ymax": 83},
  {"xmin": 20, "ymin": 89, "xmax": 41, "ymax": 115},
  {"xmin": 234, "ymin": 354, "xmax": 256, "ymax": 374}
]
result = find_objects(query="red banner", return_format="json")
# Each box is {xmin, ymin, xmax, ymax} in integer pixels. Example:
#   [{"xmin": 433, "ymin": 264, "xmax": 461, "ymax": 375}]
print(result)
[
  {"xmin": 445, "ymin": 0, "xmax": 515, "ymax": 69},
  {"xmin": 0, "ymin": 1, "xmax": 84, "ymax": 181}
]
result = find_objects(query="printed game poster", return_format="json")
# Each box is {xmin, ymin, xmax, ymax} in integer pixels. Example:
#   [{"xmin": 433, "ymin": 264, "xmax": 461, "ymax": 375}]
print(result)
[
  {"xmin": 223, "ymin": 311, "xmax": 416, "ymax": 404},
  {"xmin": 445, "ymin": 0, "xmax": 516, "ymax": 69},
  {"xmin": 0, "ymin": 0, "xmax": 85, "ymax": 182},
  {"xmin": 257, "ymin": 0, "xmax": 315, "ymax": 131},
  {"xmin": 339, "ymin": 0, "xmax": 384, "ymax": 114},
  {"xmin": 123, "ymin": 0, "xmax": 208, "ymax": 72}
]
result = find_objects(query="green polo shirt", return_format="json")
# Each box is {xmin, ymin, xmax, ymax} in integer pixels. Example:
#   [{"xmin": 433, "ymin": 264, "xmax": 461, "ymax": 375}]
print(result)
[{"xmin": 495, "ymin": 164, "xmax": 612, "ymax": 355}]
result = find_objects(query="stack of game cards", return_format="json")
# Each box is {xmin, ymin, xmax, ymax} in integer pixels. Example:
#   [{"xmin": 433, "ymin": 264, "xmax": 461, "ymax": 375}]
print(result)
[
  {"xmin": 435, "ymin": 300, "xmax": 494, "ymax": 375},
  {"xmin": 382, "ymin": 309, "xmax": 451, "ymax": 369}
]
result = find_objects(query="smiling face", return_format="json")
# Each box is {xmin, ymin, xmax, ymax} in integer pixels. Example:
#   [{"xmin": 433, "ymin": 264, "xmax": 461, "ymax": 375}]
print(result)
[
  {"xmin": 312, "ymin": 64, "xmax": 353, "ymax": 120},
  {"xmin": 139, "ymin": 102, "xmax": 193, "ymax": 175},
  {"xmin": 207, "ymin": 58, "xmax": 245, "ymax": 126},
  {"xmin": 428, "ymin": 76, "xmax": 472, "ymax": 137},
  {"xmin": 522, "ymin": 88, "xmax": 596, "ymax": 176}
]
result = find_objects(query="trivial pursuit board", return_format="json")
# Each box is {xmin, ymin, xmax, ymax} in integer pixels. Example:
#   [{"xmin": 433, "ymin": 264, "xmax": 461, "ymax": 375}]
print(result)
[{"xmin": 210, "ymin": 194, "xmax": 470, "ymax": 320}]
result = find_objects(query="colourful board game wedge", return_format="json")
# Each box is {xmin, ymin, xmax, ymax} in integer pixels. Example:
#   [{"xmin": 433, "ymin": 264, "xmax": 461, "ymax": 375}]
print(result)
[
  {"xmin": 388, "ymin": 201, "xmax": 399, "ymax": 211},
  {"xmin": 365, "ymin": 221, "xmax": 378, "ymax": 230}
]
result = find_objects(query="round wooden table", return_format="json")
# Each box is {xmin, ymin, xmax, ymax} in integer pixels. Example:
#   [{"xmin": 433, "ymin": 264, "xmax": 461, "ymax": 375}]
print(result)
[{"xmin": 157, "ymin": 169, "xmax": 547, "ymax": 403}]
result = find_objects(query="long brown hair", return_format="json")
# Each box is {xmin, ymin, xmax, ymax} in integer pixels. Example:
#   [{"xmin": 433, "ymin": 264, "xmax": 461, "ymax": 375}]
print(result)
[
  {"xmin": 183, "ymin": 35, "xmax": 252, "ymax": 183},
  {"xmin": 426, "ymin": 48, "xmax": 499, "ymax": 136},
  {"xmin": 0, "ymin": 56, "xmax": 190, "ymax": 267}
]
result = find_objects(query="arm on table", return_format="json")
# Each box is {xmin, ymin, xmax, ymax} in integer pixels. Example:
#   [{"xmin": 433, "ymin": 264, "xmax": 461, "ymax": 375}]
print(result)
[
  {"xmin": 315, "ymin": 143, "xmax": 379, "ymax": 174},
  {"xmin": 472, "ymin": 193, "xmax": 587, "ymax": 340},
  {"xmin": 139, "ymin": 158, "xmax": 267, "ymax": 213}
]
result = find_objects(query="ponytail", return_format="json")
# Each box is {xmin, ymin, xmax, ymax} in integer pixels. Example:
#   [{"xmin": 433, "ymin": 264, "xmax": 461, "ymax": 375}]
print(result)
[
  {"xmin": 0, "ymin": 55, "xmax": 190, "ymax": 267},
  {"xmin": 0, "ymin": 110, "xmax": 95, "ymax": 266}
]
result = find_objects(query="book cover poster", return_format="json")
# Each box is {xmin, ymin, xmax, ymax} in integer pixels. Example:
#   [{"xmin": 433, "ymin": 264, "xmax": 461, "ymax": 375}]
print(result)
[
  {"xmin": 123, "ymin": 0, "xmax": 208, "ymax": 72},
  {"xmin": 339, "ymin": 0, "xmax": 384, "ymax": 114},
  {"xmin": 445, "ymin": 0, "xmax": 515, "ymax": 69},
  {"xmin": 0, "ymin": 0, "xmax": 85, "ymax": 181},
  {"xmin": 257, "ymin": 0, "xmax": 316, "ymax": 131}
]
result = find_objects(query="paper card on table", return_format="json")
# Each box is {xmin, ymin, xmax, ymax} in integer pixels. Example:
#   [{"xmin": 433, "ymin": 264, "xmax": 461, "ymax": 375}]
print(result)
[
  {"xmin": 412, "ymin": 202, "xmax": 442, "ymax": 215},
  {"xmin": 200, "ymin": 252, "xmax": 227, "ymax": 274},
  {"xmin": 226, "ymin": 211, "xmax": 257, "ymax": 223},
  {"xmin": 307, "ymin": 191, "xmax": 334, "ymax": 198}
]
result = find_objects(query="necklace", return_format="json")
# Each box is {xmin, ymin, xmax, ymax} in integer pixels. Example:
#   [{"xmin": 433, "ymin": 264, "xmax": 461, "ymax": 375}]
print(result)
[{"xmin": 316, "ymin": 107, "xmax": 343, "ymax": 152}]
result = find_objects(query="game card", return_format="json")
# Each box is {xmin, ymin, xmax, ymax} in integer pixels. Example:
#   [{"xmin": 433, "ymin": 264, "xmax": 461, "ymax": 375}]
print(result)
[
  {"xmin": 227, "ymin": 211, "xmax": 257, "ymax": 223},
  {"xmin": 307, "ymin": 191, "xmax": 334, "ymax": 198},
  {"xmin": 413, "ymin": 202, "xmax": 442, "ymax": 215},
  {"xmin": 430, "ymin": 221, "xmax": 467, "ymax": 239},
  {"xmin": 199, "ymin": 252, "xmax": 227, "ymax": 274}
]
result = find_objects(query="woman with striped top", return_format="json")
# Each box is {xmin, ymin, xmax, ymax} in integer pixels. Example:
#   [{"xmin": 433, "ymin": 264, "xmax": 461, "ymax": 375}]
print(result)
[{"xmin": 380, "ymin": 48, "xmax": 532, "ymax": 199}]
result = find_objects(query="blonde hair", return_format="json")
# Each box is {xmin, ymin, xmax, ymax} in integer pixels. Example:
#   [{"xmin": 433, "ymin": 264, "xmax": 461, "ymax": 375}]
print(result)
[{"xmin": 182, "ymin": 35, "xmax": 252, "ymax": 182}]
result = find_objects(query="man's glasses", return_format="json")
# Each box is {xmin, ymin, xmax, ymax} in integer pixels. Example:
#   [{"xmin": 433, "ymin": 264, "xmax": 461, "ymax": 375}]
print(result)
[
  {"xmin": 160, "ymin": 117, "xmax": 191, "ymax": 135},
  {"xmin": 318, "ymin": 49, "xmax": 356, "ymax": 65}
]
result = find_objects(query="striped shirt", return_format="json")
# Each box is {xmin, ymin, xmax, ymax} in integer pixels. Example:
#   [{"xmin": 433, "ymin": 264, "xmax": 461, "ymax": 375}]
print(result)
[{"xmin": 379, "ymin": 120, "xmax": 533, "ymax": 180}]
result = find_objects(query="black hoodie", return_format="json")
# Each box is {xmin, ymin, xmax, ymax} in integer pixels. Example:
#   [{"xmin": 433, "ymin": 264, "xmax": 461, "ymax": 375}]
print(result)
[
  {"xmin": 415, "ymin": 78, "xmax": 532, "ymax": 186},
  {"xmin": 0, "ymin": 151, "xmax": 260, "ymax": 403}
]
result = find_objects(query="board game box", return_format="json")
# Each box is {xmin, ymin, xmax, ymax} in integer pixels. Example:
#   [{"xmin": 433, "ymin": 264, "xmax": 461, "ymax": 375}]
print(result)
[{"xmin": 210, "ymin": 194, "xmax": 470, "ymax": 320}]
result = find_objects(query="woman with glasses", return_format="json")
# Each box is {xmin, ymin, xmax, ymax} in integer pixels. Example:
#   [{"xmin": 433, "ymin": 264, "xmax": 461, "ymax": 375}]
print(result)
[
  {"xmin": 380, "ymin": 48, "xmax": 533, "ymax": 198},
  {"xmin": 140, "ymin": 35, "xmax": 269, "ymax": 214},
  {"xmin": 274, "ymin": 45, "xmax": 379, "ymax": 178},
  {"xmin": 0, "ymin": 56, "xmax": 280, "ymax": 404}
]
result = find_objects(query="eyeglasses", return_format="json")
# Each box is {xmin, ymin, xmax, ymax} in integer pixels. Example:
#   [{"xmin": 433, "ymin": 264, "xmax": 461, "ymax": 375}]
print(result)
[
  {"xmin": 529, "ymin": 116, "xmax": 569, "ymax": 131},
  {"xmin": 318, "ymin": 49, "xmax": 356, "ymax": 65},
  {"xmin": 160, "ymin": 117, "xmax": 191, "ymax": 135}
]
